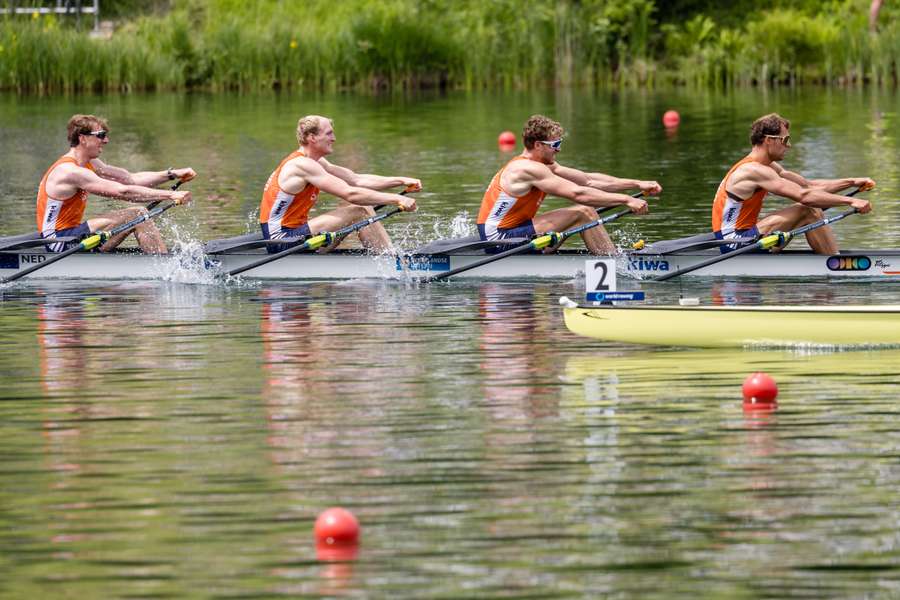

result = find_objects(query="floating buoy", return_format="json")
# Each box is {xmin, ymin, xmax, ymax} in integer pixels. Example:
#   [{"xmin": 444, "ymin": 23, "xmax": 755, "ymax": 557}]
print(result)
[
  {"xmin": 742, "ymin": 372, "xmax": 778, "ymax": 405},
  {"xmin": 662, "ymin": 110, "xmax": 681, "ymax": 128},
  {"xmin": 498, "ymin": 131, "xmax": 516, "ymax": 146},
  {"xmin": 314, "ymin": 507, "xmax": 360, "ymax": 545}
]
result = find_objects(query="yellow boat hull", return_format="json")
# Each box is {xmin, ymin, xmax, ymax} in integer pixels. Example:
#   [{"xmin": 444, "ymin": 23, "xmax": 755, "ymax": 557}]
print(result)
[{"xmin": 563, "ymin": 303, "xmax": 900, "ymax": 348}]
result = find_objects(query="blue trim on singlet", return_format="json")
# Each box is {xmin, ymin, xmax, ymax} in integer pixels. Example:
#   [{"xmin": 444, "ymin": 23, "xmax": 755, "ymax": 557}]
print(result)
[
  {"xmin": 45, "ymin": 222, "xmax": 91, "ymax": 253},
  {"xmin": 714, "ymin": 225, "xmax": 759, "ymax": 254},
  {"xmin": 477, "ymin": 221, "xmax": 536, "ymax": 241},
  {"xmin": 260, "ymin": 222, "xmax": 312, "ymax": 254}
]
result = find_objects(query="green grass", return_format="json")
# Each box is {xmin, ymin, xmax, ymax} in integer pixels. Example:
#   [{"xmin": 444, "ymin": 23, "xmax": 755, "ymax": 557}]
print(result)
[{"xmin": 0, "ymin": 0, "xmax": 895, "ymax": 92}]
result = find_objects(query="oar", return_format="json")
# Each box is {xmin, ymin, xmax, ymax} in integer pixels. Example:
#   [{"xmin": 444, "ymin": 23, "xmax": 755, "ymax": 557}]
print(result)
[
  {"xmin": 1, "ymin": 181, "xmax": 185, "ymax": 284},
  {"xmin": 654, "ymin": 186, "xmax": 869, "ymax": 282},
  {"xmin": 423, "ymin": 193, "xmax": 644, "ymax": 282},
  {"xmin": 226, "ymin": 206, "xmax": 403, "ymax": 277},
  {"xmin": 2, "ymin": 201, "xmax": 178, "ymax": 284}
]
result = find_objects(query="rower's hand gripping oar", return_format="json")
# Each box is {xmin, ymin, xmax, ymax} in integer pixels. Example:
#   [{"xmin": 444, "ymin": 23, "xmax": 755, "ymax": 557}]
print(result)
[
  {"xmin": 1, "ymin": 181, "xmax": 186, "ymax": 284},
  {"xmin": 424, "ymin": 191, "xmax": 646, "ymax": 282},
  {"xmin": 225, "ymin": 189, "xmax": 415, "ymax": 277},
  {"xmin": 653, "ymin": 185, "xmax": 872, "ymax": 282}
]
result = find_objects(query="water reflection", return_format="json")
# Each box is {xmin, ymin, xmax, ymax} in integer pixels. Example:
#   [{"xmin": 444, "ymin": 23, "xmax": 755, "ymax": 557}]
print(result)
[
  {"xmin": 478, "ymin": 284, "xmax": 559, "ymax": 420},
  {"xmin": 3, "ymin": 279, "xmax": 900, "ymax": 596}
]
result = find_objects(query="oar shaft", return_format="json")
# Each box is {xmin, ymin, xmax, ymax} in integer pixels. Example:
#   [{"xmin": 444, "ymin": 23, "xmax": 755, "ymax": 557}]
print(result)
[
  {"xmin": 654, "ymin": 207, "xmax": 860, "ymax": 282},
  {"xmin": 226, "ymin": 207, "xmax": 403, "ymax": 277},
  {"xmin": 1, "ymin": 200, "xmax": 180, "ymax": 284},
  {"xmin": 560, "ymin": 208, "xmax": 632, "ymax": 241},
  {"xmin": 2, "ymin": 240, "xmax": 87, "ymax": 282},
  {"xmin": 2, "ymin": 180, "xmax": 184, "ymax": 284},
  {"xmin": 426, "ymin": 202, "xmax": 639, "ymax": 282}
]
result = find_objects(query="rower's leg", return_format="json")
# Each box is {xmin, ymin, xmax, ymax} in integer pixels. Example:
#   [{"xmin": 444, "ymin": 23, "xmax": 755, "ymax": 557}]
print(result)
[
  {"xmin": 757, "ymin": 205, "xmax": 837, "ymax": 254},
  {"xmin": 534, "ymin": 206, "xmax": 615, "ymax": 254},
  {"xmin": 308, "ymin": 204, "xmax": 393, "ymax": 252},
  {"xmin": 88, "ymin": 207, "xmax": 167, "ymax": 254}
]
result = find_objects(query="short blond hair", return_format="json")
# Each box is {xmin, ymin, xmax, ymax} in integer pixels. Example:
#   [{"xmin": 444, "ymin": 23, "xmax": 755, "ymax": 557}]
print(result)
[
  {"xmin": 67, "ymin": 114, "xmax": 108, "ymax": 147},
  {"xmin": 522, "ymin": 114, "xmax": 564, "ymax": 150},
  {"xmin": 296, "ymin": 115, "xmax": 333, "ymax": 145}
]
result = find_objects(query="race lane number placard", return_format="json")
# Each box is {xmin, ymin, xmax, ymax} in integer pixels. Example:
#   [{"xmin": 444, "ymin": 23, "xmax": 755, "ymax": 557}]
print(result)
[{"xmin": 585, "ymin": 259, "xmax": 644, "ymax": 303}]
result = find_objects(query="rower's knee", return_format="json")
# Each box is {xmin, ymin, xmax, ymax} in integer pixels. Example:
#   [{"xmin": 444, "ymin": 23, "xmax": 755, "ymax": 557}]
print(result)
[
  {"xmin": 128, "ymin": 206, "xmax": 149, "ymax": 219},
  {"xmin": 576, "ymin": 205, "xmax": 596, "ymax": 222},
  {"xmin": 350, "ymin": 206, "xmax": 375, "ymax": 222},
  {"xmin": 804, "ymin": 206, "xmax": 825, "ymax": 223}
]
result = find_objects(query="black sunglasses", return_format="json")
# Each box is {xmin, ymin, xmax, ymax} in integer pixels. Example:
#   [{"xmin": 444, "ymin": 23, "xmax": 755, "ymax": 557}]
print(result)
[{"xmin": 84, "ymin": 129, "xmax": 108, "ymax": 140}]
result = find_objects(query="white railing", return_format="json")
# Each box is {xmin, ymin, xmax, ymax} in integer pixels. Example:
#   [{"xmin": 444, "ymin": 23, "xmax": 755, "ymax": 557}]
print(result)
[{"xmin": 0, "ymin": 1, "xmax": 100, "ymax": 30}]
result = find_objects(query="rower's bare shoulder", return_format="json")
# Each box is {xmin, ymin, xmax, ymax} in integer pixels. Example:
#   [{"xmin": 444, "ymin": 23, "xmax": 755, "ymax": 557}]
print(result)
[
  {"xmin": 513, "ymin": 159, "xmax": 551, "ymax": 181},
  {"xmin": 49, "ymin": 160, "xmax": 91, "ymax": 185},
  {"xmin": 733, "ymin": 161, "xmax": 778, "ymax": 184},
  {"xmin": 285, "ymin": 154, "xmax": 324, "ymax": 178}
]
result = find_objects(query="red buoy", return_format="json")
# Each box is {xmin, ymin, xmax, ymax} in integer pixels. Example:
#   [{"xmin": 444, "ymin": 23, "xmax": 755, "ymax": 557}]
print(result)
[
  {"xmin": 662, "ymin": 110, "xmax": 681, "ymax": 128},
  {"xmin": 314, "ymin": 507, "xmax": 360, "ymax": 545},
  {"xmin": 498, "ymin": 131, "xmax": 516, "ymax": 147},
  {"xmin": 742, "ymin": 372, "xmax": 778, "ymax": 405}
]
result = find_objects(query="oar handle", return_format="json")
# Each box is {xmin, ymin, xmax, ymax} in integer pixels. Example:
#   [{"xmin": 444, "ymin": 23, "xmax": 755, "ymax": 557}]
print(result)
[{"xmin": 147, "ymin": 179, "xmax": 185, "ymax": 210}]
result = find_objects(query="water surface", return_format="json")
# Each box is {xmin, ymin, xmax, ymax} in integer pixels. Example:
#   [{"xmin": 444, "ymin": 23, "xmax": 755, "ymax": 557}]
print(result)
[{"xmin": 2, "ymin": 89, "xmax": 900, "ymax": 598}]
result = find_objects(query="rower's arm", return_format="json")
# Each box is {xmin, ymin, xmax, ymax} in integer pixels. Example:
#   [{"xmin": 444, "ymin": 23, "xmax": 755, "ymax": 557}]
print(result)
[
  {"xmin": 62, "ymin": 163, "xmax": 190, "ymax": 204},
  {"xmin": 530, "ymin": 166, "xmax": 648, "ymax": 214},
  {"xmin": 806, "ymin": 176, "xmax": 875, "ymax": 193},
  {"xmin": 756, "ymin": 169, "xmax": 871, "ymax": 212},
  {"xmin": 320, "ymin": 158, "xmax": 421, "ymax": 192},
  {"xmin": 303, "ymin": 161, "xmax": 416, "ymax": 210},
  {"xmin": 92, "ymin": 159, "xmax": 196, "ymax": 187},
  {"xmin": 550, "ymin": 163, "xmax": 661, "ymax": 195}
]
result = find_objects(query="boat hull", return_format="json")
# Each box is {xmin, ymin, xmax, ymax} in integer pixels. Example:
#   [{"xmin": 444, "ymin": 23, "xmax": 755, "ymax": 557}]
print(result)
[
  {"xmin": 563, "ymin": 303, "xmax": 900, "ymax": 348},
  {"xmin": 2, "ymin": 248, "xmax": 900, "ymax": 280}
]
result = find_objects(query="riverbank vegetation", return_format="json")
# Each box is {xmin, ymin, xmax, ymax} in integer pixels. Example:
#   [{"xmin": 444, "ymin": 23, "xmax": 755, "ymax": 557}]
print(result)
[{"xmin": 0, "ymin": 0, "xmax": 896, "ymax": 92}]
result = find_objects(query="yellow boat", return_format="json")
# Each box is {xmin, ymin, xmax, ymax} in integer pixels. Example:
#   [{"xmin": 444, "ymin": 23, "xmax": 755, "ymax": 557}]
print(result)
[{"xmin": 560, "ymin": 297, "xmax": 900, "ymax": 348}]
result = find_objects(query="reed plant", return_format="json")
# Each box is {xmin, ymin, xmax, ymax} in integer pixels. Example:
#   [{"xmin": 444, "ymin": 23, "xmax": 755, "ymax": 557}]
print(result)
[{"xmin": 0, "ymin": 0, "xmax": 895, "ymax": 92}]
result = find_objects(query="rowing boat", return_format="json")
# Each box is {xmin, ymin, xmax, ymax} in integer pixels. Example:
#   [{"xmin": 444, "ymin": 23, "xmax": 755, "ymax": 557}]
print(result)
[
  {"xmin": 2, "ymin": 245, "xmax": 900, "ymax": 281},
  {"xmin": 561, "ymin": 299, "xmax": 900, "ymax": 348}
]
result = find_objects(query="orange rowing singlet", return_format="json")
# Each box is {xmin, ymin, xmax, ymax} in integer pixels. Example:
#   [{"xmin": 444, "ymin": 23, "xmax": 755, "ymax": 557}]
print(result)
[
  {"xmin": 259, "ymin": 150, "xmax": 320, "ymax": 234},
  {"xmin": 711, "ymin": 155, "xmax": 767, "ymax": 234},
  {"xmin": 36, "ymin": 156, "xmax": 94, "ymax": 235},
  {"xmin": 477, "ymin": 157, "xmax": 547, "ymax": 234}
]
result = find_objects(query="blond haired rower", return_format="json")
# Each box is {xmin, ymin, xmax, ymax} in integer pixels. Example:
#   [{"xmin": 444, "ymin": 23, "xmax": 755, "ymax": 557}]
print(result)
[
  {"xmin": 37, "ymin": 114, "xmax": 194, "ymax": 253},
  {"xmin": 259, "ymin": 115, "xmax": 419, "ymax": 253},
  {"xmin": 476, "ymin": 114, "xmax": 659, "ymax": 254},
  {"xmin": 712, "ymin": 112, "xmax": 874, "ymax": 254}
]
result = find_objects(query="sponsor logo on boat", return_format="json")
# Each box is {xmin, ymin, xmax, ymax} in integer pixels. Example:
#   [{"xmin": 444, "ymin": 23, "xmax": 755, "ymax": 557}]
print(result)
[
  {"xmin": 628, "ymin": 258, "xmax": 670, "ymax": 272},
  {"xmin": 826, "ymin": 256, "xmax": 871, "ymax": 271},
  {"xmin": 0, "ymin": 253, "xmax": 21, "ymax": 269},
  {"xmin": 586, "ymin": 291, "xmax": 645, "ymax": 302},
  {"xmin": 396, "ymin": 255, "xmax": 450, "ymax": 271}
]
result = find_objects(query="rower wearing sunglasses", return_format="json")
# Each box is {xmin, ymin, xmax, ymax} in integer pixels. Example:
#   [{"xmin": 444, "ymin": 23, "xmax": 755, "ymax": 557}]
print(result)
[
  {"xmin": 476, "ymin": 114, "xmax": 659, "ymax": 254},
  {"xmin": 36, "ymin": 114, "xmax": 195, "ymax": 253},
  {"xmin": 712, "ymin": 112, "xmax": 874, "ymax": 254}
]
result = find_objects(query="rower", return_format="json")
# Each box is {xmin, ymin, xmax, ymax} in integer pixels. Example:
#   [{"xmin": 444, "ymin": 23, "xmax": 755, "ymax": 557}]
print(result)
[
  {"xmin": 259, "ymin": 115, "xmax": 419, "ymax": 254},
  {"xmin": 37, "ymin": 114, "xmax": 194, "ymax": 253},
  {"xmin": 476, "ymin": 114, "xmax": 659, "ymax": 254},
  {"xmin": 713, "ymin": 112, "xmax": 874, "ymax": 255}
]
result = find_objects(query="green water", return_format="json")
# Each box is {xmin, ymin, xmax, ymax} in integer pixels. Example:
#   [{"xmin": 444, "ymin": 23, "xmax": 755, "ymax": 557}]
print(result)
[{"xmin": 1, "ymin": 89, "xmax": 900, "ymax": 598}]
